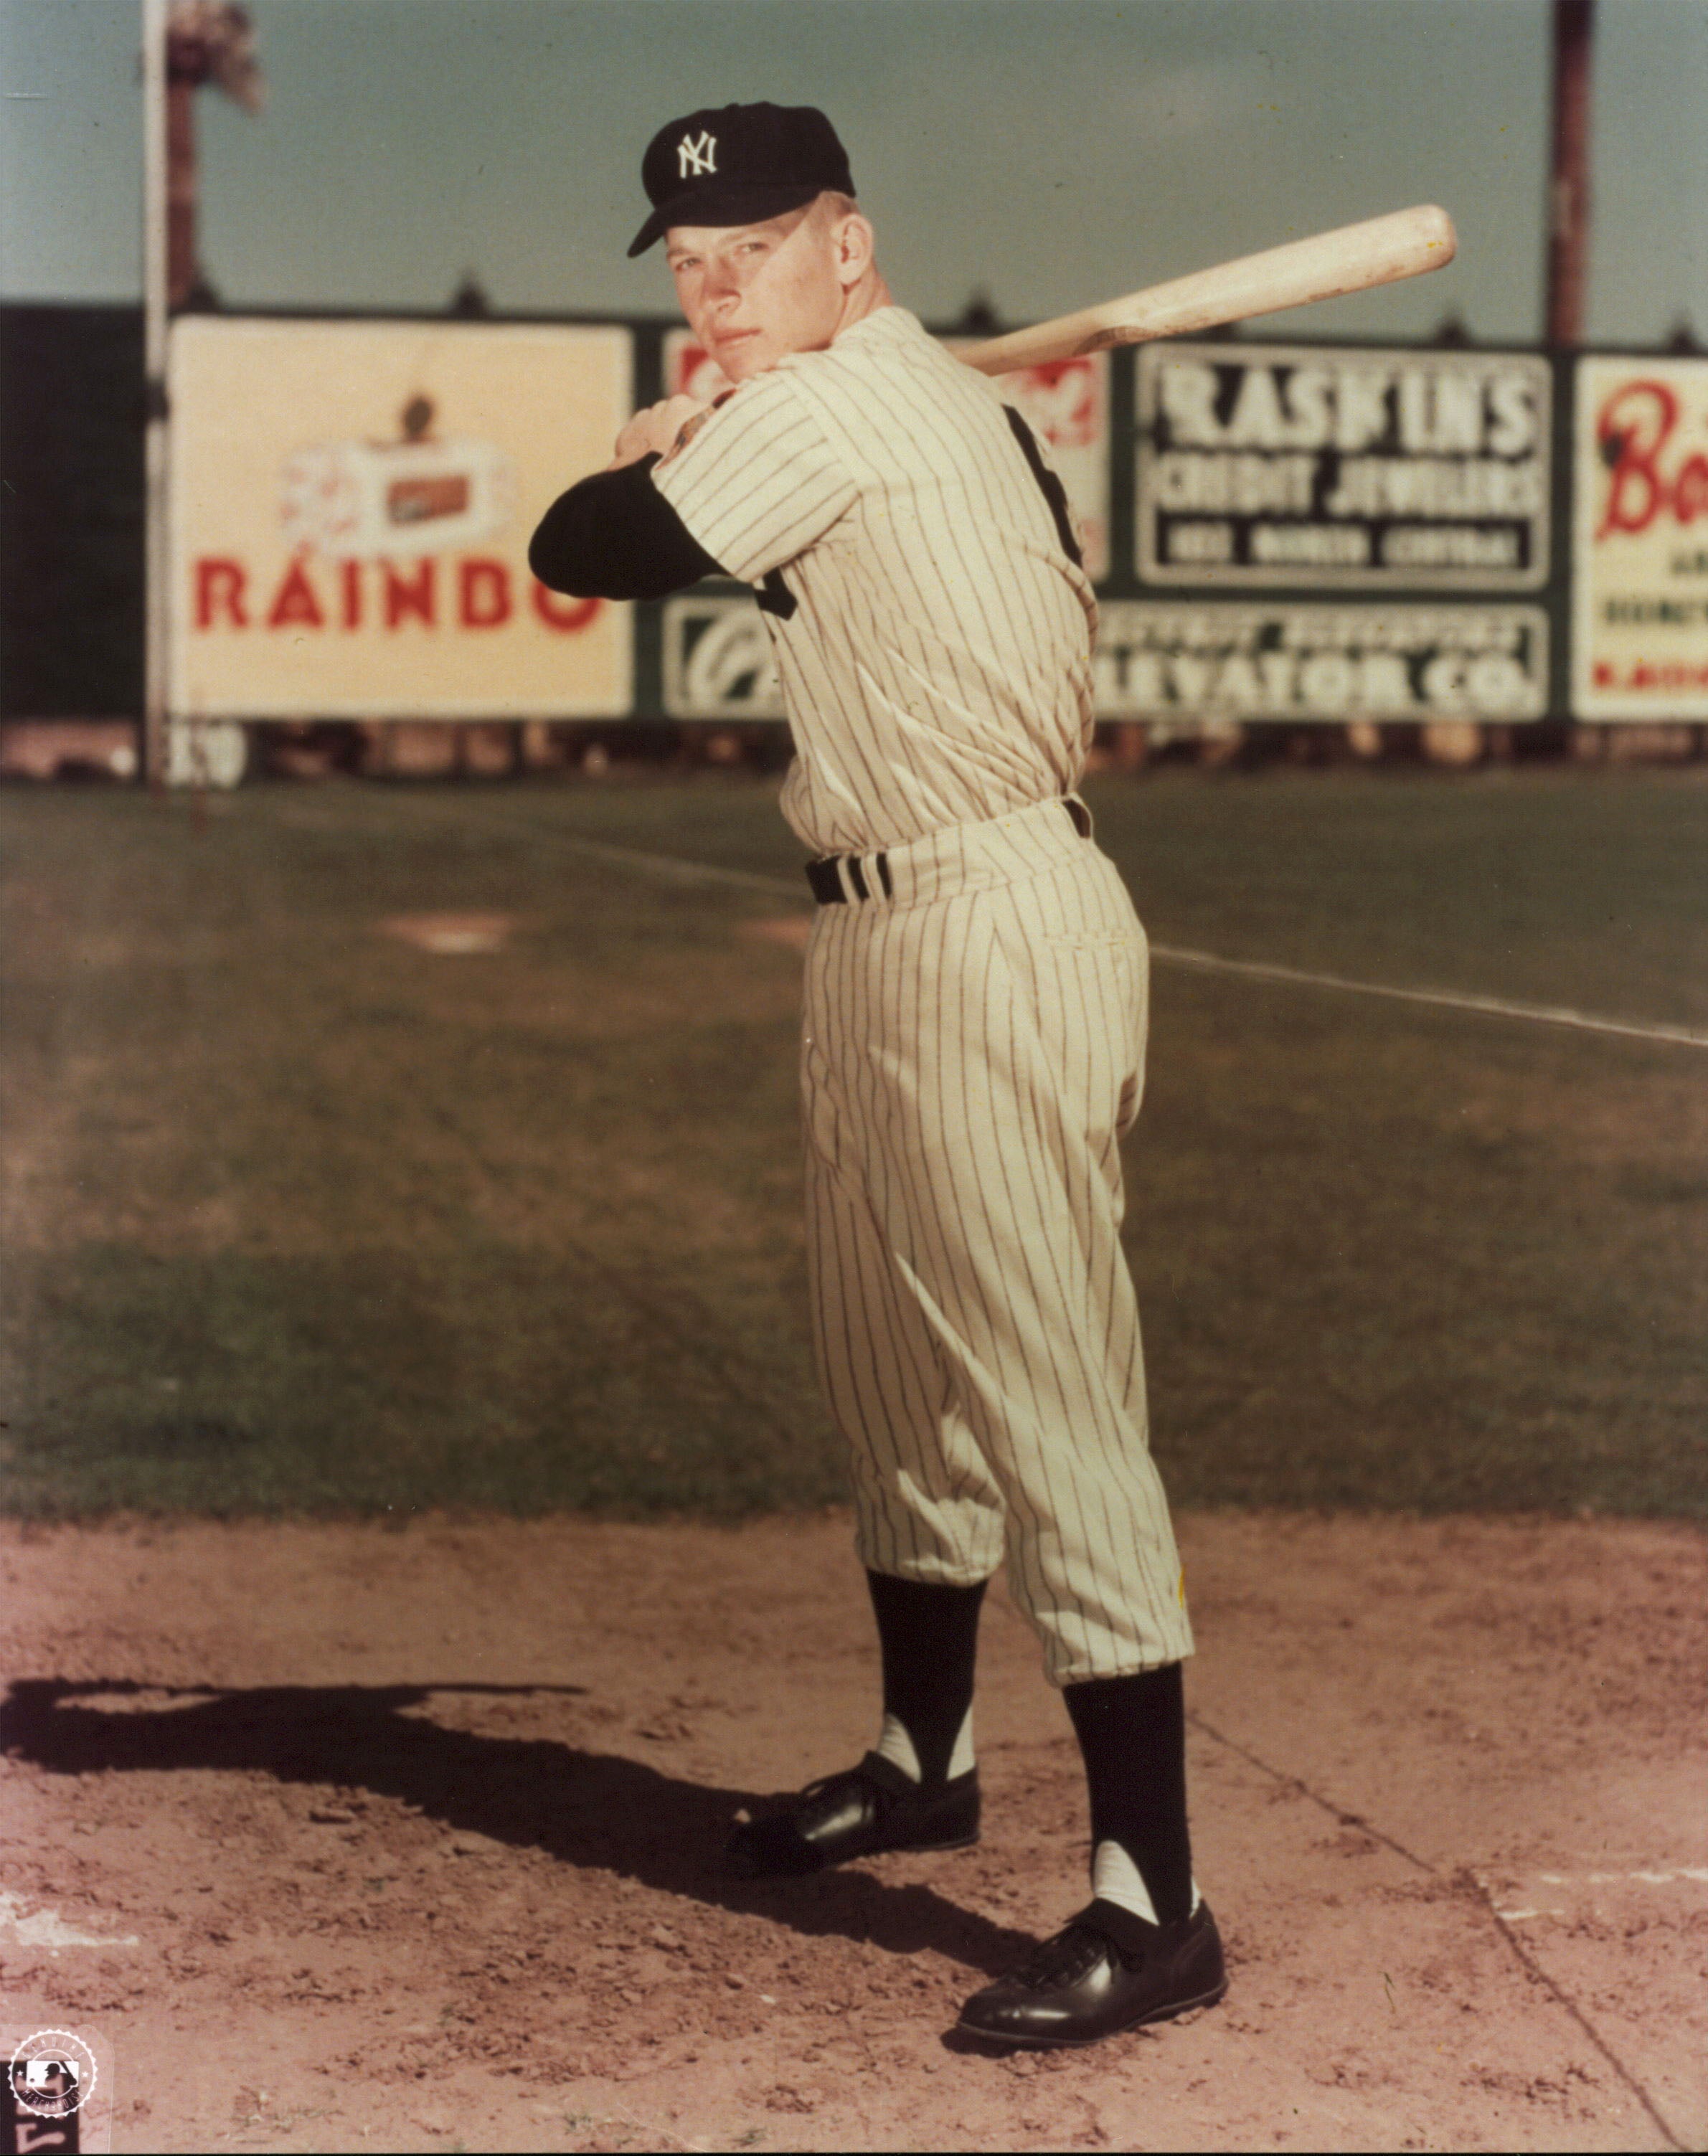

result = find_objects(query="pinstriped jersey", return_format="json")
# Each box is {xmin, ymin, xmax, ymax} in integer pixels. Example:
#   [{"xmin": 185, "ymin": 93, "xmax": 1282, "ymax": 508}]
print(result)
[{"xmin": 651, "ymin": 306, "xmax": 1099, "ymax": 856}]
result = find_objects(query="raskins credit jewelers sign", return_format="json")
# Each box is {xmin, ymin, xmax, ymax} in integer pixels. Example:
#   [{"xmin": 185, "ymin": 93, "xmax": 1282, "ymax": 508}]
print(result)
[{"xmin": 1136, "ymin": 344, "xmax": 1550, "ymax": 589}]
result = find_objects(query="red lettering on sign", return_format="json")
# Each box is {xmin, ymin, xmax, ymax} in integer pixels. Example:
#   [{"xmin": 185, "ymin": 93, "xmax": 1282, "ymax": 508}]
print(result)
[
  {"xmin": 195, "ymin": 557, "xmax": 248, "ymax": 628},
  {"xmin": 531, "ymin": 582, "xmax": 600, "ymax": 633},
  {"xmin": 1597, "ymin": 379, "xmax": 1708, "ymax": 538},
  {"xmin": 1015, "ymin": 359, "xmax": 1097, "ymax": 443},
  {"xmin": 672, "ymin": 343, "xmax": 724, "ymax": 400},
  {"xmin": 1631, "ymin": 661, "xmax": 1708, "ymax": 688},
  {"xmin": 341, "ymin": 560, "xmax": 362, "ymax": 630},
  {"xmin": 384, "ymin": 559, "xmax": 436, "ymax": 628},
  {"xmin": 1677, "ymin": 457, "xmax": 1708, "ymax": 524},
  {"xmin": 268, "ymin": 554, "xmax": 326, "ymax": 629},
  {"xmin": 459, "ymin": 558, "xmax": 512, "ymax": 628}
]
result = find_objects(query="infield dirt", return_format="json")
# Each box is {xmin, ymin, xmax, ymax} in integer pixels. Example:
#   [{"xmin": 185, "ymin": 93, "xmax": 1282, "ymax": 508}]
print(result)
[{"xmin": 1, "ymin": 1508, "xmax": 1702, "ymax": 2152}]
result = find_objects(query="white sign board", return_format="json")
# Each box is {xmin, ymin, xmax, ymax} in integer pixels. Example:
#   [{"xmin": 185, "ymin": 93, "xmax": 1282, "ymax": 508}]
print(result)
[
  {"xmin": 992, "ymin": 355, "xmax": 1110, "ymax": 582},
  {"xmin": 663, "ymin": 330, "xmax": 735, "ymax": 409},
  {"xmin": 1095, "ymin": 601, "xmax": 1549, "ymax": 723},
  {"xmin": 169, "ymin": 317, "xmax": 633, "ymax": 719},
  {"xmin": 1137, "ymin": 344, "xmax": 1550, "ymax": 588},
  {"xmin": 1573, "ymin": 355, "xmax": 1708, "ymax": 720},
  {"xmin": 663, "ymin": 593, "xmax": 783, "ymax": 719}
]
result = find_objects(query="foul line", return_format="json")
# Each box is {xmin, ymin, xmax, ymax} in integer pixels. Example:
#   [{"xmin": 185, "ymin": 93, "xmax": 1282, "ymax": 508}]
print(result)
[
  {"xmin": 1149, "ymin": 945, "xmax": 1708, "ymax": 1051},
  {"xmin": 405, "ymin": 805, "xmax": 1708, "ymax": 1051},
  {"xmin": 1182, "ymin": 1714, "xmax": 1686, "ymax": 2152},
  {"xmin": 486, "ymin": 826, "xmax": 808, "ymax": 900}
]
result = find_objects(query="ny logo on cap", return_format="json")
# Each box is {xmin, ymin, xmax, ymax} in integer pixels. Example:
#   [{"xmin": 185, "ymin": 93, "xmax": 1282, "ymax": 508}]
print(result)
[{"xmin": 677, "ymin": 131, "xmax": 717, "ymax": 178}]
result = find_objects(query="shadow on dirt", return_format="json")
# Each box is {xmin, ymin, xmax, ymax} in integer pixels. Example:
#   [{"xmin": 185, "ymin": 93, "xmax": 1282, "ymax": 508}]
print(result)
[{"xmin": 0, "ymin": 1678, "xmax": 1034, "ymax": 1977}]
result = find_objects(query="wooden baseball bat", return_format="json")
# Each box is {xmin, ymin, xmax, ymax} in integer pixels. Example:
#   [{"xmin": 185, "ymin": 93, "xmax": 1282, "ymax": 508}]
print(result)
[{"xmin": 953, "ymin": 204, "xmax": 1455, "ymax": 375}]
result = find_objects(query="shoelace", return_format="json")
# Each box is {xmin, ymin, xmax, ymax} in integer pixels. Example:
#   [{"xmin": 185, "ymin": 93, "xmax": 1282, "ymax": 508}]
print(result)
[
  {"xmin": 1014, "ymin": 1921, "xmax": 1124, "ymax": 1990},
  {"xmin": 793, "ymin": 1766, "xmax": 890, "ymax": 1823}
]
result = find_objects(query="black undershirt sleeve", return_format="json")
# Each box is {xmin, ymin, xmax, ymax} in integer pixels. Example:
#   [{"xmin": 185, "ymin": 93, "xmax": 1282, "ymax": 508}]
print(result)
[{"xmin": 527, "ymin": 453, "xmax": 727, "ymax": 601}]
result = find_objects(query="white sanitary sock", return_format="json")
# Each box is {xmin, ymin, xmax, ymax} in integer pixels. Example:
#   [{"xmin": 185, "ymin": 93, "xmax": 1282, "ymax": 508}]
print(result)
[
  {"xmin": 872, "ymin": 1706, "xmax": 975, "ymax": 1783},
  {"xmin": 1092, "ymin": 1840, "xmax": 1202, "ymax": 1925}
]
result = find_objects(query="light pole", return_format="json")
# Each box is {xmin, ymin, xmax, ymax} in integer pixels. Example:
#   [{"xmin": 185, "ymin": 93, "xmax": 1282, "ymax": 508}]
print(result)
[
  {"xmin": 1546, "ymin": 0, "xmax": 1594, "ymax": 348},
  {"xmin": 142, "ymin": 0, "xmax": 169, "ymax": 785},
  {"xmin": 139, "ymin": 1, "xmax": 264, "ymax": 786}
]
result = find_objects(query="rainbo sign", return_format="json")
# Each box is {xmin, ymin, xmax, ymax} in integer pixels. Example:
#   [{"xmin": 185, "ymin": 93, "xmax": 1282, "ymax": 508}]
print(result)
[{"xmin": 169, "ymin": 318, "xmax": 633, "ymax": 719}]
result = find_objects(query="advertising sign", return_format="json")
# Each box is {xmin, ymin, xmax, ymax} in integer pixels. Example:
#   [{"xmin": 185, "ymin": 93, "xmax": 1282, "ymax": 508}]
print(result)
[
  {"xmin": 665, "ymin": 332, "xmax": 1110, "ymax": 581},
  {"xmin": 1094, "ymin": 600, "xmax": 1549, "ymax": 724},
  {"xmin": 663, "ymin": 593, "xmax": 783, "ymax": 719},
  {"xmin": 1137, "ymin": 344, "xmax": 1550, "ymax": 588},
  {"xmin": 994, "ymin": 356, "xmax": 1110, "ymax": 582},
  {"xmin": 1573, "ymin": 355, "xmax": 1708, "ymax": 719},
  {"xmin": 664, "ymin": 329, "xmax": 733, "ymax": 408},
  {"xmin": 169, "ymin": 317, "xmax": 633, "ymax": 719}
]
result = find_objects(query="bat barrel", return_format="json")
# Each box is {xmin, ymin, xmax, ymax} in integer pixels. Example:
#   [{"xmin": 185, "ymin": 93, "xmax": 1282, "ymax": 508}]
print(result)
[{"xmin": 958, "ymin": 204, "xmax": 1456, "ymax": 377}]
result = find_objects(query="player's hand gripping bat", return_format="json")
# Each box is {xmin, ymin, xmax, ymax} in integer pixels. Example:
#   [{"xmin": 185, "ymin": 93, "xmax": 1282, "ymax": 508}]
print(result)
[{"xmin": 951, "ymin": 204, "xmax": 1455, "ymax": 375}]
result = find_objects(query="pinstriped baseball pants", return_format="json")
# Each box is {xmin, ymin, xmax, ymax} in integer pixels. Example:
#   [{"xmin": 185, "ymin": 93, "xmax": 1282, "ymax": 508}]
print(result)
[{"xmin": 801, "ymin": 794, "xmax": 1194, "ymax": 1688}]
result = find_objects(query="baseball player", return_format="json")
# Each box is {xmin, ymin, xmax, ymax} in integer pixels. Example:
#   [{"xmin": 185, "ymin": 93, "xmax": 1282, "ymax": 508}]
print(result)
[{"xmin": 530, "ymin": 101, "xmax": 1226, "ymax": 2048}]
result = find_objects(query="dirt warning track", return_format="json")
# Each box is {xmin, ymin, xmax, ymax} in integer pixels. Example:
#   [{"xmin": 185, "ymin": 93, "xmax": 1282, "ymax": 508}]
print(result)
[{"xmin": 1, "ymin": 1509, "xmax": 1701, "ymax": 2152}]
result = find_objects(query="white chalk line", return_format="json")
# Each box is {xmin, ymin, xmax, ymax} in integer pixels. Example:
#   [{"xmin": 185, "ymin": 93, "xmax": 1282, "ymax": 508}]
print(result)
[
  {"xmin": 0, "ymin": 1888, "xmax": 138, "ymax": 1949},
  {"xmin": 1150, "ymin": 945, "xmax": 1708, "ymax": 1049},
  {"xmin": 1485, "ymin": 1866, "xmax": 1708, "ymax": 1919},
  {"xmin": 468, "ymin": 815, "xmax": 1707, "ymax": 1051},
  {"xmin": 1537, "ymin": 1867, "xmax": 1708, "ymax": 1886},
  {"xmin": 489, "ymin": 826, "xmax": 807, "ymax": 901}
]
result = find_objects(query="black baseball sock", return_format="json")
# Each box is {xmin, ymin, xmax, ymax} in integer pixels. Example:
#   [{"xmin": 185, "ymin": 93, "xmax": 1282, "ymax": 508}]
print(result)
[
  {"xmin": 864, "ymin": 1569, "xmax": 987, "ymax": 1788},
  {"xmin": 1065, "ymin": 1663, "xmax": 1194, "ymax": 1925}
]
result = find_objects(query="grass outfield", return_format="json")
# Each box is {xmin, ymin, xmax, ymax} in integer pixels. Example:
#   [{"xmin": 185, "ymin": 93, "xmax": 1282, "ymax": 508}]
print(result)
[{"xmin": 2, "ymin": 766, "xmax": 1704, "ymax": 1521}]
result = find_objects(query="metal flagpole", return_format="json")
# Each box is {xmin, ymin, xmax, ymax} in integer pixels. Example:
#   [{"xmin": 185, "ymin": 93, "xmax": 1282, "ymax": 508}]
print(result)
[{"xmin": 142, "ymin": 0, "xmax": 171, "ymax": 787}]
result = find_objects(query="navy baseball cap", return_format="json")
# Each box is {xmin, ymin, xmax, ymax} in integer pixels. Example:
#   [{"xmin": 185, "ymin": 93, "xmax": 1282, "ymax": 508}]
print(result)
[{"xmin": 628, "ymin": 102, "xmax": 856, "ymax": 257}]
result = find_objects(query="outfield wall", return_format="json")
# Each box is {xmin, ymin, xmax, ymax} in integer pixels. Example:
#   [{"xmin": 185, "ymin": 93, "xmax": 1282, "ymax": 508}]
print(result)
[{"xmin": 4, "ymin": 303, "xmax": 1705, "ymax": 737}]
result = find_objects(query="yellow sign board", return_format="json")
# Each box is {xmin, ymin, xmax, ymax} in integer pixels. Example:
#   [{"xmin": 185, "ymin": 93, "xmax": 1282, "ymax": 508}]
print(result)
[{"xmin": 169, "ymin": 317, "xmax": 632, "ymax": 719}]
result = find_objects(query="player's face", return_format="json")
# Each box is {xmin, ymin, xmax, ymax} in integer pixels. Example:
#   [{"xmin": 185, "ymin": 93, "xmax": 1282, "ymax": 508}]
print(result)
[{"xmin": 665, "ymin": 208, "xmax": 848, "ymax": 382}]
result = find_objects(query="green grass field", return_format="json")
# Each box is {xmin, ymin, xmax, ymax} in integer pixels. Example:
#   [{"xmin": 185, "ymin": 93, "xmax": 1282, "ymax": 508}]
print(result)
[{"xmin": 3, "ymin": 766, "xmax": 1704, "ymax": 1521}]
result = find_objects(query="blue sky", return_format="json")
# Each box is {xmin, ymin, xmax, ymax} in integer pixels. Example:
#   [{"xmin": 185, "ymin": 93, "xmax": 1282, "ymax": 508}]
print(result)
[{"xmin": 3, "ymin": 0, "xmax": 1704, "ymax": 343}]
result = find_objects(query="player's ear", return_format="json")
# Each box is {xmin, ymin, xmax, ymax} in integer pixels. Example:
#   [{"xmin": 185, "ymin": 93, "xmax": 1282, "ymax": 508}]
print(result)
[{"xmin": 834, "ymin": 212, "xmax": 876, "ymax": 290}]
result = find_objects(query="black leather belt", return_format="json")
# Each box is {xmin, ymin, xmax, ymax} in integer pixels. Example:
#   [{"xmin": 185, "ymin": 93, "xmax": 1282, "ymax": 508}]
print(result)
[
  {"xmin": 806, "ymin": 849, "xmax": 891, "ymax": 903},
  {"xmin": 805, "ymin": 798, "xmax": 1090, "ymax": 905}
]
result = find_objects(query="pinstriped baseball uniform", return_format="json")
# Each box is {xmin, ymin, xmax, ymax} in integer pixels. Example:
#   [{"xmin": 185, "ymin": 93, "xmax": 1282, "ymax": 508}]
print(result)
[
  {"xmin": 654, "ymin": 305, "xmax": 1193, "ymax": 1685},
  {"xmin": 654, "ymin": 307, "xmax": 1095, "ymax": 856}
]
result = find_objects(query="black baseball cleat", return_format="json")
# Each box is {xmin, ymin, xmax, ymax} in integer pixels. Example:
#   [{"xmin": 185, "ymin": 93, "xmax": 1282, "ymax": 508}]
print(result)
[
  {"xmin": 725, "ymin": 1751, "xmax": 980, "ymax": 1878},
  {"xmin": 956, "ymin": 1896, "xmax": 1227, "ymax": 2048}
]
